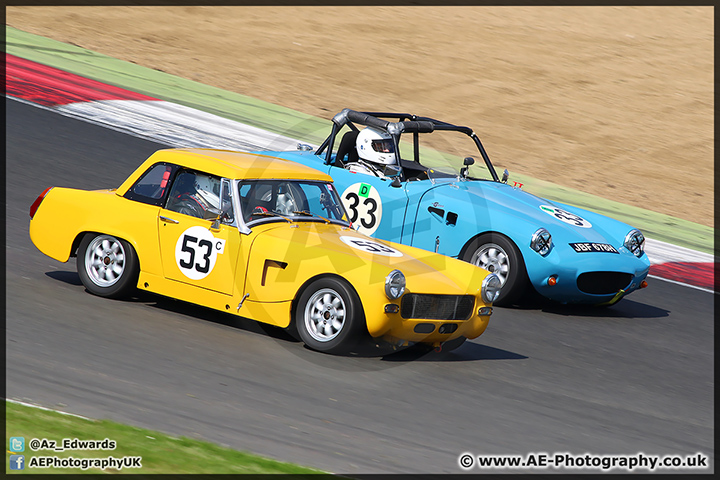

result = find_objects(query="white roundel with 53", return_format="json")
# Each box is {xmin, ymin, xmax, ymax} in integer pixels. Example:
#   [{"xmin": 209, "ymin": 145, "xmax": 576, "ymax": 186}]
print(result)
[
  {"xmin": 539, "ymin": 205, "xmax": 592, "ymax": 228},
  {"xmin": 340, "ymin": 236, "xmax": 403, "ymax": 257},
  {"xmin": 175, "ymin": 226, "xmax": 226, "ymax": 280}
]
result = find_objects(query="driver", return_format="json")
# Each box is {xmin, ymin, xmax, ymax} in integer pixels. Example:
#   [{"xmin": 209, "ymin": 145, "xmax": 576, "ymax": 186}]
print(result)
[
  {"xmin": 167, "ymin": 172, "xmax": 220, "ymax": 219},
  {"xmin": 345, "ymin": 127, "xmax": 401, "ymax": 179}
]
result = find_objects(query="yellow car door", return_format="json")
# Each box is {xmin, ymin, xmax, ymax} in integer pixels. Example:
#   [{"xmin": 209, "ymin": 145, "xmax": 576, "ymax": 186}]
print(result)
[{"xmin": 157, "ymin": 173, "xmax": 241, "ymax": 296}]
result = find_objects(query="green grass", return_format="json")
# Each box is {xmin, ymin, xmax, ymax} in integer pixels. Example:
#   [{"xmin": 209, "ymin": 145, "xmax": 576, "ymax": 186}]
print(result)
[{"xmin": 5, "ymin": 401, "xmax": 327, "ymax": 475}]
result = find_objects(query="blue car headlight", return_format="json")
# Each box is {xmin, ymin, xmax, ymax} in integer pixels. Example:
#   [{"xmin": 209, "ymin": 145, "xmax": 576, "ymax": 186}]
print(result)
[
  {"xmin": 481, "ymin": 273, "xmax": 502, "ymax": 303},
  {"xmin": 530, "ymin": 228, "xmax": 552, "ymax": 256},
  {"xmin": 624, "ymin": 229, "xmax": 645, "ymax": 257},
  {"xmin": 385, "ymin": 270, "xmax": 406, "ymax": 300}
]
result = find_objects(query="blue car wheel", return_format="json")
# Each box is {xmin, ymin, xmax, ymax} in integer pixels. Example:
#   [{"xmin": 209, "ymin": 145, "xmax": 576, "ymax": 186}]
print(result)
[{"xmin": 462, "ymin": 233, "xmax": 528, "ymax": 306}]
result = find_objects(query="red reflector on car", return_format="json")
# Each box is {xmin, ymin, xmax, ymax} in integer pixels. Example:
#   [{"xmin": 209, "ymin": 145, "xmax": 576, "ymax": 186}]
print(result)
[{"xmin": 29, "ymin": 186, "xmax": 53, "ymax": 219}]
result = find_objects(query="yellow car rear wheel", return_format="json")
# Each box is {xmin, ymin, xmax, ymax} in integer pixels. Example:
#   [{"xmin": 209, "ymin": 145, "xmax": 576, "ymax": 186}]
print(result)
[{"xmin": 77, "ymin": 233, "xmax": 139, "ymax": 299}]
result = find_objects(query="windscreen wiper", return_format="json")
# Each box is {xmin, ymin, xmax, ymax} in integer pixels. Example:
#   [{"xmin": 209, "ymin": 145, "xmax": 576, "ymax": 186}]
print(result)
[
  {"xmin": 252, "ymin": 211, "xmax": 293, "ymax": 223},
  {"xmin": 292, "ymin": 210, "xmax": 331, "ymax": 224}
]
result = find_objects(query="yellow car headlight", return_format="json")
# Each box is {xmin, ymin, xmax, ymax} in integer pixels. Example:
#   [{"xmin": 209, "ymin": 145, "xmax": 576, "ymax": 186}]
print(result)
[
  {"xmin": 481, "ymin": 273, "xmax": 502, "ymax": 303},
  {"xmin": 385, "ymin": 270, "xmax": 406, "ymax": 300}
]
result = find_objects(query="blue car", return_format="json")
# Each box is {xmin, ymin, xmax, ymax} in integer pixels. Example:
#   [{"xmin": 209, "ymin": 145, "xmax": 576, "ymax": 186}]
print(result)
[{"xmin": 259, "ymin": 109, "xmax": 650, "ymax": 306}]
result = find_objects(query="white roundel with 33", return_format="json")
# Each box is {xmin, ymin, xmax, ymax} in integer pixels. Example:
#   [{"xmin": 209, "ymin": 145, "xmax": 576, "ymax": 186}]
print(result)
[
  {"xmin": 340, "ymin": 182, "xmax": 383, "ymax": 236},
  {"xmin": 539, "ymin": 205, "xmax": 592, "ymax": 228}
]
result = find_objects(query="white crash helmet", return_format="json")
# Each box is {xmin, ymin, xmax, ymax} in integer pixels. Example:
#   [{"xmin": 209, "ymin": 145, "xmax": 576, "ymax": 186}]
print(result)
[
  {"xmin": 356, "ymin": 127, "xmax": 396, "ymax": 165},
  {"xmin": 193, "ymin": 174, "xmax": 221, "ymax": 209}
]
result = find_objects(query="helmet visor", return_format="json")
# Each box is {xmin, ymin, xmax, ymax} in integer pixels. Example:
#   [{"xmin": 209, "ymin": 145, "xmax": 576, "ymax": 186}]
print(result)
[{"xmin": 371, "ymin": 139, "xmax": 395, "ymax": 154}]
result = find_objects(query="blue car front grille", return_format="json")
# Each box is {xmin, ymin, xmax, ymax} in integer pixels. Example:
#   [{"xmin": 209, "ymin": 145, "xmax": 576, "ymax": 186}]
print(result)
[{"xmin": 577, "ymin": 272, "xmax": 633, "ymax": 295}]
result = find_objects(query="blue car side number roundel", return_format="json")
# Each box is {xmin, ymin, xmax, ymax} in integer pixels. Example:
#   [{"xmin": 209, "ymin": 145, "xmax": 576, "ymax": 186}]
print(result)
[{"xmin": 341, "ymin": 182, "xmax": 383, "ymax": 236}]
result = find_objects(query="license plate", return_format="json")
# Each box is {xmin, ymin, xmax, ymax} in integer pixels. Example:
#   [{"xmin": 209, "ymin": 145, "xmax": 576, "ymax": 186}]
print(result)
[{"xmin": 569, "ymin": 242, "xmax": 619, "ymax": 253}]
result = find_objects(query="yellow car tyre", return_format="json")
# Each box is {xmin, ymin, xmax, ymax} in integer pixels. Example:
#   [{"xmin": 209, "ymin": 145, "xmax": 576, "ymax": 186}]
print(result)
[
  {"xmin": 462, "ymin": 233, "xmax": 528, "ymax": 306},
  {"xmin": 77, "ymin": 233, "xmax": 139, "ymax": 299},
  {"xmin": 295, "ymin": 277, "xmax": 365, "ymax": 354}
]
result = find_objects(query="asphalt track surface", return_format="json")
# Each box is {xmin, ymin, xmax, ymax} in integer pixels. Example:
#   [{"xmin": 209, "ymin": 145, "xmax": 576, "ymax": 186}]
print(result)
[{"xmin": 6, "ymin": 99, "xmax": 714, "ymax": 474}]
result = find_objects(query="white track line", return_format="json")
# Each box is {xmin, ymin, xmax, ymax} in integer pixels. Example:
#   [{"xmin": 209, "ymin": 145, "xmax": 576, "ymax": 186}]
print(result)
[
  {"xmin": 647, "ymin": 274, "xmax": 716, "ymax": 294},
  {"xmin": 6, "ymin": 398, "xmax": 92, "ymax": 420},
  {"xmin": 644, "ymin": 238, "xmax": 714, "ymax": 265},
  {"xmin": 58, "ymin": 99, "xmax": 309, "ymax": 152}
]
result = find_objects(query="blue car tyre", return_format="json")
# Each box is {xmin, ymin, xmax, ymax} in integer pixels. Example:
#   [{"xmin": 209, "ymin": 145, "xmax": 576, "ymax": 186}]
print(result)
[
  {"xmin": 77, "ymin": 233, "xmax": 139, "ymax": 299},
  {"xmin": 461, "ymin": 233, "xmax": 528, "ymax": 306},
  {"xmin": 295, "ymin": 277, "xmax": 365, "ymax": 354}
]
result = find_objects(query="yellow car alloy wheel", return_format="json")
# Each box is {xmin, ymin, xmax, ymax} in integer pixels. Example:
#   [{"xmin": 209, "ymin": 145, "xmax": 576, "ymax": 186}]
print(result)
[
  {"xmin": 85, "ymin": 235, "xmax": 126, "ymax": 287},
  {"xmin": 295, "ymin": 277, "xmax": 366, "ymax": 354},
  {"xmin": 304, "ymin": 288, "xmax": 347, "ymax": 342},
  {"xmin": 77, "ymin": 233, "xmax": 139, "ymax": 299}
]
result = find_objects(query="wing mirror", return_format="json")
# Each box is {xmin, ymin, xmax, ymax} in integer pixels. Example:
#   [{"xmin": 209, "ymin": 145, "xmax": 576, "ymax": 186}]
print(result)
[
  {"xmin": 501, "ymin": 168, "xmax": 510, "ymax": 183},
  {"xmin": 204, "ymin": 207, "xmax": 223, "ymax": 229},
  {"xmin": 383, "ymin": 164, "xmax": 403, "ymax": 187},
  {"xmin": 460, "ymin": 156, "xmax": 475, "ymax": 179},
  {"xmin": 204, "ymin": 207, "xmax": 222, "ymax": 220}
]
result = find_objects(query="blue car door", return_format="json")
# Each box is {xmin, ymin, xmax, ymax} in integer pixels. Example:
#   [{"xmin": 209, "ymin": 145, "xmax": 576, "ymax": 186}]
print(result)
[{"xmin": 405, "ymin": 180, "xmax": 492, "ymax": 258}]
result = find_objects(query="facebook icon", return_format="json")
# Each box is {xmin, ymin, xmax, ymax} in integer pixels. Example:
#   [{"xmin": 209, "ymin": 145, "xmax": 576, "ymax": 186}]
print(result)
[{"xmin": 10, "ymin": 454, "xmax": 25, "ymax": 470}]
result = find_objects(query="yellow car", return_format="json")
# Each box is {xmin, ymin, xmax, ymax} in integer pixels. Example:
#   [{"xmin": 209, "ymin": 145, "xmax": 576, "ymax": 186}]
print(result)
[{"xmin": 29, "ymin": 148, "xmax": 500, "ymax": 354}]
